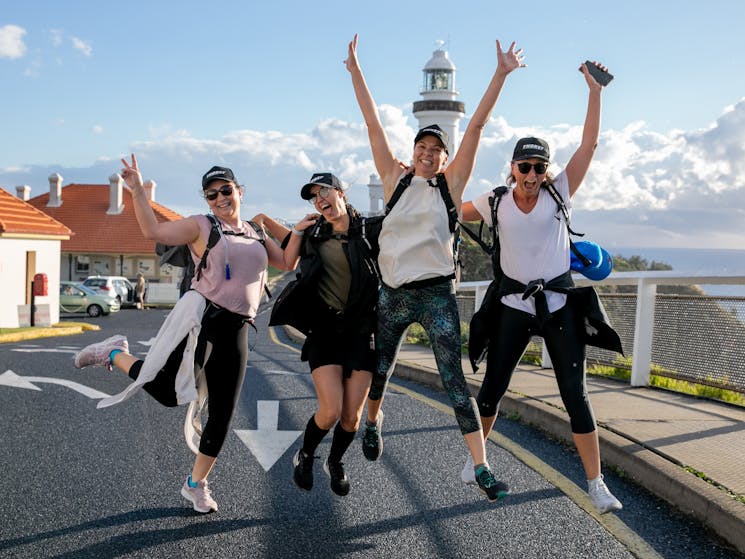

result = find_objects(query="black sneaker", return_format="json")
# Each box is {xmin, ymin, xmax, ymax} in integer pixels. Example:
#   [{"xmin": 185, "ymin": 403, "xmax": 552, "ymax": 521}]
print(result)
[
  {"xmin": 292, "ymin": 449, "xmax": 314, "ymax": 491},
  {"xmin": 475, "ymin": 465, "xmax": 509, "ymax": 502},
  {"xmin": 362, "ymin": 411, "xmax": 384, "ymax": 461},
  {"xmin": 323, "ymin": 459, "xmax": 350, "ymax": 496}
]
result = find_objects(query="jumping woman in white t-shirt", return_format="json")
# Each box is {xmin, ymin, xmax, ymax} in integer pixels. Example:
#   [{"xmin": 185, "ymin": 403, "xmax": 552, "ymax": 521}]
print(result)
[
  {"xmin": 344, "ymin": 34, "xmax": 524, "ymax": 501},
  {"xmin": 460, "ymin": 61, "xmax": 624, "ymax": 514}
]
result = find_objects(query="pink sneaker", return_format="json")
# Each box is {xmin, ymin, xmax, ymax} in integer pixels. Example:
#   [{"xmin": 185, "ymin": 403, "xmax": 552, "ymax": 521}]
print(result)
[
  {"xmin": 74, "ymin": 335, "xmax": 129, "ymax": 371},
  {"xmin": 181, "ymin": 477, "xmax": 218, "ymax": 513}
]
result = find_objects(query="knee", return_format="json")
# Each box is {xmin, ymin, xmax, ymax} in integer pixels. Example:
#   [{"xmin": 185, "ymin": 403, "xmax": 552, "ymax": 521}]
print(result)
[
  {"xmin": 340, "ymin": 409, "xmax": 363, "ymax": 432},
  {"xmin": 315, "ymin": 407, "xmax": 341, "ymax": 429},
  {"xmin": 477, "ymin": 397, "xmax": 500, "ymax": 418}
]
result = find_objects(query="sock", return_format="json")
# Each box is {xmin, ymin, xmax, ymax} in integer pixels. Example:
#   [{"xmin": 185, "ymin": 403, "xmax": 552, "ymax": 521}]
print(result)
[
  {"xmin": 109, "ymin": 349, "xmax": 122, "ymax": 363},
  {"xmin": 301, "ymin": 416, "xmax": 329, "ymax": 456},
  {"xmin": 187, "ymin": 475, "xmax": 198, "ymax": 488},
  {"xmin": 328, "ymin": 423, "xmax": 356, "ymax": 464}
]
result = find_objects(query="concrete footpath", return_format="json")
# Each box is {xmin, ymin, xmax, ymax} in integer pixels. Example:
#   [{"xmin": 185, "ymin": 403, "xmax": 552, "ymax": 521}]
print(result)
[{"xmin": 392, "ymin": 342, "xmax": 745, "ymax": 555}]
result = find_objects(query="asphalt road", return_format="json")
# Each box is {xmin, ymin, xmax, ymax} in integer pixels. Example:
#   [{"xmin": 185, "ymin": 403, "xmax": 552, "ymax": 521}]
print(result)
[{"xmin": 0, "ymin": 302, "xmax": 741, "ymax": 559}]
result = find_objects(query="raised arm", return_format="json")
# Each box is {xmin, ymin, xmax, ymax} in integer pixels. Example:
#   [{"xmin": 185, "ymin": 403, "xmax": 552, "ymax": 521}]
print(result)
[
  {"xmin": 445, "ymin": 40, "xmax": 525, "ymax": 203},
  {"xmin": 122, "ymin": 154, "xmax": 201, "ymax": 246},
  {"xmin": 564, "ymin": 62, "xmax": 606, "ymax": 196},
  {"xmin": 344, "ymin": 35, "xmax": 401, "ymax": 197}
]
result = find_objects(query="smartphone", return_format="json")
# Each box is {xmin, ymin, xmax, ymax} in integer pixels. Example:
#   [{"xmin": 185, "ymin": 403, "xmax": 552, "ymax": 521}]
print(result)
[{"xmin": 580, "ymin": 60, "xmax": 614, "ymax": 86}]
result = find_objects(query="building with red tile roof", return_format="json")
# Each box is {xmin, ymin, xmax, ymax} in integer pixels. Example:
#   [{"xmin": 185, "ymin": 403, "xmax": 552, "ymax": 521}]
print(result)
[
  {"xmin": 0, "ymin": 187, "xmax": 72, "ymax": 327},
  {"xmin": 24, "ymin": 173, "xmax": 183, "ymax": 282}
]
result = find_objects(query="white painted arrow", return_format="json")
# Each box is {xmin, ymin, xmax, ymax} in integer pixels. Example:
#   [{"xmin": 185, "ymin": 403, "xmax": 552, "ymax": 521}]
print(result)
[
  {"xmin": 234, "ymin": 400, "xmax": 302, "ymax": 472},
  {"xmin": 0, "ymin": 370, "xmax": 110, "ymax": 399}
]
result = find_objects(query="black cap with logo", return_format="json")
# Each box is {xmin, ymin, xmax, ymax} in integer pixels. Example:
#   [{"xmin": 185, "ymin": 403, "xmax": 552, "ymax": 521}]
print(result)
[
  {"xmin": 414, "ymin": 124, "xmax": 449, "ymax": 154},
  {"xmin": 300, "ymin": 172, "xmax": 344, "ymax": 200},
  {"xmin": 202, "ymin": 166, "xmax": 236, "ymax": 189},
  {"xmin": 512, "ymin": 137, "xmax": 551, "ymax": 162}
]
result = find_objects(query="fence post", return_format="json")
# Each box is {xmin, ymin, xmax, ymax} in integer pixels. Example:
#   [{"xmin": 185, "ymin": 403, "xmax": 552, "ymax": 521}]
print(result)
[
  {"xmin": 541, "ymin": 342, "xmax": 553, "ymax": 369},
  {"xmin": 631, "ymin": 276, "xmax": 657, "ymax": 386}
]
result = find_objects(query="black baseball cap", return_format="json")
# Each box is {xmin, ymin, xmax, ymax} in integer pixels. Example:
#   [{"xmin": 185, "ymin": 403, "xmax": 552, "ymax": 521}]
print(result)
[
  {"xmin": 414, "ymin": 124, "xmax": 449, "ymax": 154},
  {"xmin": 202, "ymin": 166, "xmax": 236, "ymax": 189},
  {"xmin": 512, "ymin": 137, "xmax": 551, "ymax": 162},
  {"xmin": 300, "ymin": 172, "xmax": 343, "ymax": 200}
]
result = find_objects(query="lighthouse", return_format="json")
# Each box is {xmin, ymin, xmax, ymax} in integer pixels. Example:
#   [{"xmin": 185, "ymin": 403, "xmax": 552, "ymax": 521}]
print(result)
[{"xmin": 412, "ymin": 40, "xmax": 465, "ymax": 154}]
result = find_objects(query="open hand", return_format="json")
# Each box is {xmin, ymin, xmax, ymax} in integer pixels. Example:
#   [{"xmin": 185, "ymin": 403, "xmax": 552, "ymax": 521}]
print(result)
[
  {"xmin": 496, "ymin": 40, "xmax": 526, "ymax": 75},
  {"xmin": 344, "ymin": 34, "xmax": 360, "ymax": 73}
]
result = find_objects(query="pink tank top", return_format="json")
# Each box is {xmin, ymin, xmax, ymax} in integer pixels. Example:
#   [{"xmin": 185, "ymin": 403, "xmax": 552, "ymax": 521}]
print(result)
[{"xmin": 188, "ymin": 214, "xmax": 268, "ymax": 318}]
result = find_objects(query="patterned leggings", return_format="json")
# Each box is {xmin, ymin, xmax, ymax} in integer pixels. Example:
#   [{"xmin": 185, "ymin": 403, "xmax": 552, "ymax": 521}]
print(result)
[{"xmin": 369, "ymin": 282, "xmax": 481, "ymax": 435}]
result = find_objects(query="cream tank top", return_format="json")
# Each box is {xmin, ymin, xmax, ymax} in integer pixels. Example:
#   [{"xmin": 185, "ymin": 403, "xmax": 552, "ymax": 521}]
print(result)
[{"xmin": 378, "ymin": 174, "xmax": 454, "ymax": 289}]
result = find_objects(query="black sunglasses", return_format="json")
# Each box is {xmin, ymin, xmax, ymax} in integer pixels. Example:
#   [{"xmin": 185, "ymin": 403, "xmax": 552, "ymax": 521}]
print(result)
[
  {"xmin": 204, "ymin": 184, "xmax": 235, "ymax": 201},
  {"xmin": 516, "ymin": 162, "xmax": 548, "ymax": 175}
]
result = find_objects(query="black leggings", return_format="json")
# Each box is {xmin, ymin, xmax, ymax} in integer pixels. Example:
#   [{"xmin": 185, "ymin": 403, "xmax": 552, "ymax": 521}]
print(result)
[
  {"xmin": 128, "ymin": 305, "xmax": 250, "ymax": 457},
  {"xmin": 477, "ymin": 303, "xmax": 596, "ymax": 434}
]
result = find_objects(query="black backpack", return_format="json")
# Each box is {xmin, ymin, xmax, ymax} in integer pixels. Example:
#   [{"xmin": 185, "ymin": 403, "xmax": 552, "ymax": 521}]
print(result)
[
  {"xmin": 385, "ymin": 172, "xmax": 462, "ymax": 279},
  {"xmin": 156, "ymin": 214, "xmax": 266, "ymax": 296}
]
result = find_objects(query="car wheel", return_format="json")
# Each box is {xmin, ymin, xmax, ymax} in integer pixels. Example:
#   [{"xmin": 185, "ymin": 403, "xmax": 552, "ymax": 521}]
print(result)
[{"xmin": 87, "ymin": 304, "xmax": 103, "ymax": 317}]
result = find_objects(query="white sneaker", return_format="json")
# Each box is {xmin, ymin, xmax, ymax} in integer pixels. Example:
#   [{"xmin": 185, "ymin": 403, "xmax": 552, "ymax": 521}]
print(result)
[
  {"xmin": 180, "ymin": 476, "xmax": 218, "ymax": 514},
  {"xmin": 460, "ymin": 455, "xmax": 476, "ymax": 485},
  {"xmin": 588, "ymin": 475, "xmax": 623, "ymax": 514},
  {"xmin": 74, "ymin": 335, "xmax": 129, "ymax": 371}
]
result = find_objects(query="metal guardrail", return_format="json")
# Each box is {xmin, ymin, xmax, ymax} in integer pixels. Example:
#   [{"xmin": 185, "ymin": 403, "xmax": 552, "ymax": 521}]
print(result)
[{"xmin": 459, "ymin": 272, "xmax": 745, "ymax": 392}]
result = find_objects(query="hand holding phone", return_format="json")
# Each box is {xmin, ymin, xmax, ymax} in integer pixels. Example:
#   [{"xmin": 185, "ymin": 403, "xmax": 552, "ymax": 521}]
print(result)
[{"xmin": 580, "ymin": 60, "xmax": 613, "ymax": 86}]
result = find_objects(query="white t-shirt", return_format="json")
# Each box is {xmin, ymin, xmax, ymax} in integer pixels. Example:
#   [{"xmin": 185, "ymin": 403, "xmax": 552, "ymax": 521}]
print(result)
[
  {"xmin": 378, "ymin": 174, "xmax": 455, "ymax": 288},
  {"xmin": 472, "ymin": 171, "xmax": 572, "ymax": 315}
]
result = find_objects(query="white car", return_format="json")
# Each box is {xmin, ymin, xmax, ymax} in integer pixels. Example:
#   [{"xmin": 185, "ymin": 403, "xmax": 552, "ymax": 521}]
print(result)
[{"xmin": 82, "ymin": 276, "xmax": 135, "ymax": 307}]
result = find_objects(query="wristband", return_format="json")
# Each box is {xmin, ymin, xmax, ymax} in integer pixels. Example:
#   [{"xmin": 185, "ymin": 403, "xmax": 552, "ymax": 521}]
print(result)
[{"xmin": 291, "ymin": 227, "xmax": 304, "ymax": 237}]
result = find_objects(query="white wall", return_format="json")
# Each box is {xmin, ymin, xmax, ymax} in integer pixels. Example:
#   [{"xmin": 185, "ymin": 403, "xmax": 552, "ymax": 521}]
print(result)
[{"xmin": 0, "ymin": 238, "xmax": 62, "ymax": 327}]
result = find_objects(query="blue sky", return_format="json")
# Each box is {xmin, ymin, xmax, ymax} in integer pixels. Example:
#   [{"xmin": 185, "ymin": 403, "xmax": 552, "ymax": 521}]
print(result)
[{"xmin": 2, "ymin": 0, "xmax": 745, "ymax": 251}]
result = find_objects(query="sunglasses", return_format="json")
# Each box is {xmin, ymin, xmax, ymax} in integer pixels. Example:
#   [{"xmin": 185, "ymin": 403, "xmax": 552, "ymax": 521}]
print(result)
[
  {"xmin": 516, "ymin": 162, "xmax": 548, "ymax": 175},
  {"xmin": 308, "ymin": 186, "xmax": 333, "ymax": 204},
  {"xmin": 204, "ymin": 184, "xmax": 235, "ymax": 201}
]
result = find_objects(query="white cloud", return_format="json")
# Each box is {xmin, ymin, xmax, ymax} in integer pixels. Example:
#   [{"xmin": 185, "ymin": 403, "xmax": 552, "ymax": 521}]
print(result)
[
  {"xmin": 49, "ymin": 29, "xmax": 63, "ymax": 47},
  {"xmin": 0, "ymin": 24, "xmax": 27, "ymax": 59},
  {"xmin": 2, "ymin": 99, "xmax": 744, "ymax": 250},
  {"xmin": 92, "ymin": 125, "xmax": 104, "ymax": 134},
  {"xmin": 71, "ymin": 36, "xmax": 92, "ymax": 57}
]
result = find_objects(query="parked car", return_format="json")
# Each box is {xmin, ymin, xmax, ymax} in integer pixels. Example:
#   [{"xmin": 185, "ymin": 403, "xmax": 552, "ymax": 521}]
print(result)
[
  {"xmin": 60, "ymin": 282, "xmax": 120, "ymax": 317},
  {"xmin": 82, "ymin": 276, "xmax": 135, "ymax": 307}
]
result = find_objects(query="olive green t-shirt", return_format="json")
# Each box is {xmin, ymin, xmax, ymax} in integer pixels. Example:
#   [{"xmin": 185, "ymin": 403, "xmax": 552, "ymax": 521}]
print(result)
[{"xmin": 317, "ymin": 238, "xmax": 351, "ymax": 311}]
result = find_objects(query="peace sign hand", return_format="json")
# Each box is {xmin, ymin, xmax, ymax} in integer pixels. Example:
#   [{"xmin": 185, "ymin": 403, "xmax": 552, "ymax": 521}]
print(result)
[{"xmin": 120, "ymin": 153, "xmax": 144, "ymax": 190}]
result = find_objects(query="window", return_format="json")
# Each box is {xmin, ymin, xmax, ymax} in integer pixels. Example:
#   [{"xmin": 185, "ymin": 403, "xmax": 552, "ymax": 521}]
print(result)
[{"xmin": 75, "ymin": 255, "xmax": 90, "ymax": 274}]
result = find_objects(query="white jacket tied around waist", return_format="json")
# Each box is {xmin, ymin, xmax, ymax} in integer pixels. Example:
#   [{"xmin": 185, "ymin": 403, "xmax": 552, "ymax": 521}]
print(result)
[{"xmin": 97, "ymin": 290, "xmax": 206, "ymax": 408}]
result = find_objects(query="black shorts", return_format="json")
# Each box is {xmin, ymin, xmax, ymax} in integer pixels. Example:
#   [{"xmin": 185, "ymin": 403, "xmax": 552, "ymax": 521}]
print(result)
[{"xmin": 301, "ymin": 311, "xmax": 376, "ymax": 378}]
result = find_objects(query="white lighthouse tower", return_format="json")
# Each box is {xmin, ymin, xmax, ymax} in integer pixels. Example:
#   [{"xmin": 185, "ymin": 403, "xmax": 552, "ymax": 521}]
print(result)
[{"xmin": 412, "ymin": 40, "xmax": 465, "ymax": 154}]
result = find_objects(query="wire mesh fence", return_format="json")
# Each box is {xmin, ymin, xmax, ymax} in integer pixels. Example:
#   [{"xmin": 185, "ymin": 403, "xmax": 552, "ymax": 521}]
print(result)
[{"xmin": 456, "ymin": 290, "xmax": 745, "ymax": 394}]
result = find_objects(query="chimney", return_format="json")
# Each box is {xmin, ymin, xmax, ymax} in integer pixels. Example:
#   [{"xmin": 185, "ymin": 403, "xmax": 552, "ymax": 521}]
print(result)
[
  {"xmin": 144, "ymin": 179, "xmax": 156, "ymax": 202},
  {"xmin": 15, "ymin": 185, "xmax": 31, "ymax": 201},
  {"xmin": 48, "ymin": 173, "xmax": 63, "ymax": 207},
  {"xmin": 107, "ymin": 173, "xmax": 124, "ymax": 215}
]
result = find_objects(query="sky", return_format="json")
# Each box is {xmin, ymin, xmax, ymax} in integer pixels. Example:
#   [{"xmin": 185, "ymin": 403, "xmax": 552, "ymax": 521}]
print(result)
[{"xmin": 2, "ymin": 0, "xmax": 745, "ymax": 252}]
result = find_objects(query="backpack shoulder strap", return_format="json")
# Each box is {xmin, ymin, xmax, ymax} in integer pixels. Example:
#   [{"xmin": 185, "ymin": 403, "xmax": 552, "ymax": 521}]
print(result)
[
  {"xmin": 246, "ymin": 220, "xmax": 266, "ymax": 245},
  {"xmin": 540, "ymin": 182, "xmax": 591, "ymax": 266},
  {"xmin": 196, "ymin": 214, "xmax": 222, "ymax": 281},
  {"xmin": 434, "ymin": 173, "xmax": 458, "ymax": 234},
  {"xmin": 384, "ymin": 173, "xmax": 414, "ymax": 215},
  {"xmin": 488, "ymin": 186, "xmax": 509, "ymax": 233}
]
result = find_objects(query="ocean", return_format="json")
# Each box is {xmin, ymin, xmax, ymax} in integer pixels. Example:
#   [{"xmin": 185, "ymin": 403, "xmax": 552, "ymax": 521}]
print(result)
[{"xmin": 610, "ymin": 247, "xmax": 745, "ymax": 297}]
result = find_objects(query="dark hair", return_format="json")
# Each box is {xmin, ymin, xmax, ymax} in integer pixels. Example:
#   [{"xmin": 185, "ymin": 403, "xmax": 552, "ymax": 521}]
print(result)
[{"xmin": 345, "ymin": 202, "xmax": 361, "ymax": 220}]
